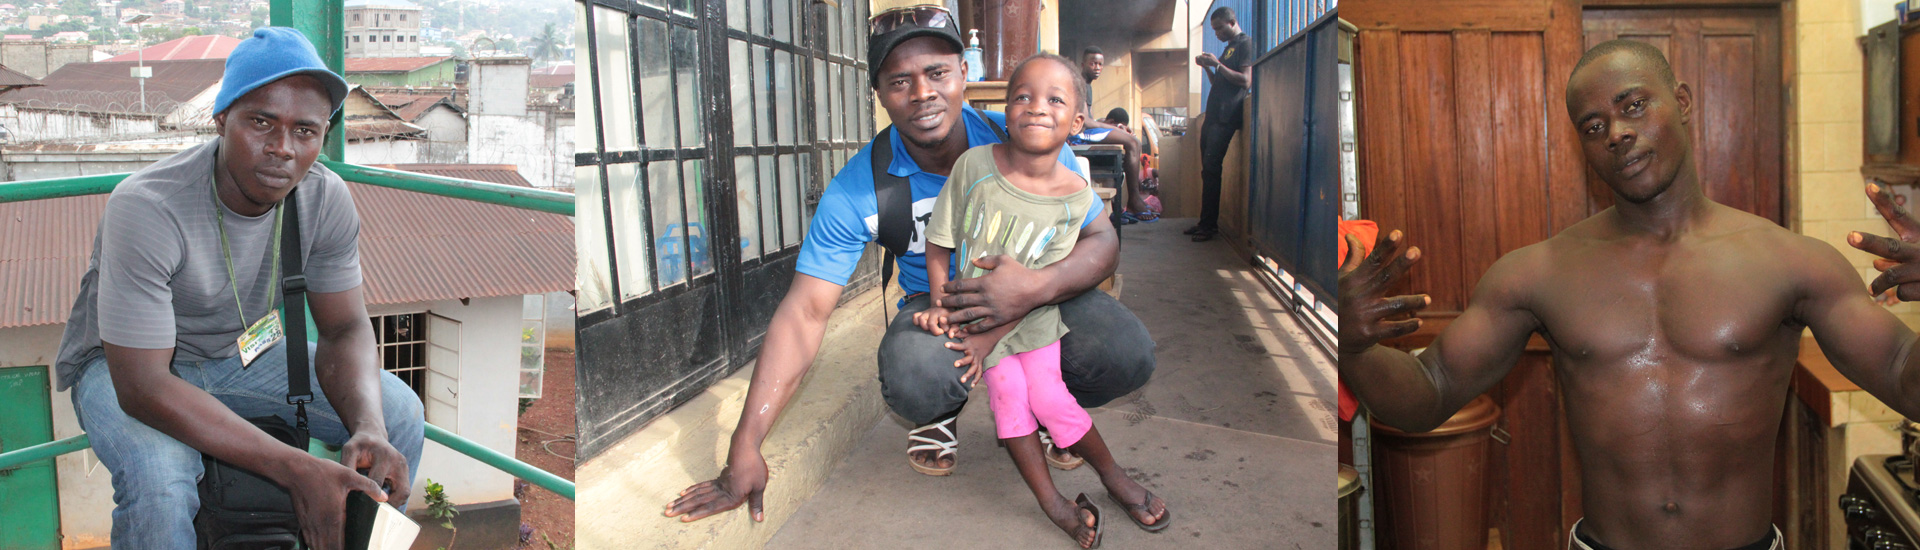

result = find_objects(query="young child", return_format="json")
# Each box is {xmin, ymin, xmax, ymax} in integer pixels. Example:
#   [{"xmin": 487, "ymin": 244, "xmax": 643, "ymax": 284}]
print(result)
[{"xmin": 912, "ymin": 53, "xmax": 1171, "ymax": 549}]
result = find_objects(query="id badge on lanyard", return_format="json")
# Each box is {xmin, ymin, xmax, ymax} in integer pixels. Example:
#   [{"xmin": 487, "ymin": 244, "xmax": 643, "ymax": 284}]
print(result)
[
  {"xmin": 214, "ymin": 177, "xmax": 284, "ymax": 368},
  {"xmin": 238, "ymin": 309, "xmax": 284, "ymax": 367}
]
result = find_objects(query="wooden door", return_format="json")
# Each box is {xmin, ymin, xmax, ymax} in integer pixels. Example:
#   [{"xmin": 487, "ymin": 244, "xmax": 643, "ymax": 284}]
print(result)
[{"xmin": 1582, "ymin": 8, "xmax": 1785, "ymax": 223}]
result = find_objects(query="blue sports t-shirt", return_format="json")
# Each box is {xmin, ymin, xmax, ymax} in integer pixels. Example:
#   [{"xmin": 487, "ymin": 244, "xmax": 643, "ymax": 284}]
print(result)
[{"xmin": 796, "ymin": 106, "xmax": 1089, "ymax": 295}]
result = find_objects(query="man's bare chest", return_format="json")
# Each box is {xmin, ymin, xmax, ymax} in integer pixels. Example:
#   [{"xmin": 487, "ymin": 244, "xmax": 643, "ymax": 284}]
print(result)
[{"xmin": 1529, "ymin": 247, "xmax": 1799, "ymax": 363}]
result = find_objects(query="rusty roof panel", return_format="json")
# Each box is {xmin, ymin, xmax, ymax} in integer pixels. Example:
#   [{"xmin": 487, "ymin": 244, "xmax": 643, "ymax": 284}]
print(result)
[{"xmin": 0, "ymin": 58, "xmax": 225, "ymax": 115}]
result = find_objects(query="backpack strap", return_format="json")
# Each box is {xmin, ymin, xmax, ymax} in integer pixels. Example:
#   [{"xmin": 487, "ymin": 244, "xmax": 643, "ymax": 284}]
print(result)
[
  {"xmin": 872, "ymin": 126, "xmax": 911, "ymax": 310},
  {"xmin": 279, "ymin": 190, "xmax": 312, "ymax": 437}
]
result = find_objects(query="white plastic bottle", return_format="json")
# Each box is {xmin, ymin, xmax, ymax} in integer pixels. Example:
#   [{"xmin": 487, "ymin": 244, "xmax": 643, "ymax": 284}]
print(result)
[{"xmin": 965, "ymin": 29, "xmax": 985, "ymax": 82}]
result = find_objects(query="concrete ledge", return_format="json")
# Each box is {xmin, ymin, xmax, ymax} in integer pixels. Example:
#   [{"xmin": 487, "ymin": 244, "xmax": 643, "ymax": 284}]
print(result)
[
  {"xmin": 578, "ymin": 289, "xmax": 891, "ymax": 550},
  {"xmin": 408, "ymin": 499, "xmax": 521, "ymax": 550}
]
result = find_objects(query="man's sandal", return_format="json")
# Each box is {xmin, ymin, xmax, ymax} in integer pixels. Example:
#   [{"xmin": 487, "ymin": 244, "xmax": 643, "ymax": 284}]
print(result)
[
  {"xmin": 1039, "ymin": 428, "xmax": 1085, "ymax": 470},
  {"xmin": 907, "ymin": 415, "xmax": 958, "ymax": 476},
  {"xmin": 1108, "ymin": 490, "xmax": 1172, "ymax": 532}
]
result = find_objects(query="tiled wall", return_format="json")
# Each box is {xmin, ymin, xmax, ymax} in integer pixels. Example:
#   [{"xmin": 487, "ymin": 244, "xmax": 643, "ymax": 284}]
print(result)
[{"xmin": 1792, "ymin": 0, "xmax": 1920, "ymax": 327}]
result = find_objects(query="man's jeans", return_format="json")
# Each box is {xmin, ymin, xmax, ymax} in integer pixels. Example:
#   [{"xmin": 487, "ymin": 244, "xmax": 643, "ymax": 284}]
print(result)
[
  {"xmin": 1197, "ymin": 116, "xmax": 1241, "ymax": 231},
  {"xmin": 878, "ymin": 291, "xmax": 1156, "ymax": 425},
  {"xmin": 71, "ymin": 341, "xmax": 425, "ymax": 550}
]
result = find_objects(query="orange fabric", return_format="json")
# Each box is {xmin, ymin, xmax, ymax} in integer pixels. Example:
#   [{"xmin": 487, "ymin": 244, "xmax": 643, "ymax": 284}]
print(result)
[{"xmin": 1335, "ymin": 220, "xmax": 1379, "ymax": 422}]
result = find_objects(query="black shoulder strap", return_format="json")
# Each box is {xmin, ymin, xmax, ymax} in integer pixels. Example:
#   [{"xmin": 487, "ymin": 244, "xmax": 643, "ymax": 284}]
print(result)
[
  {"xmin": 280, "ymin": 190, "xmax": 312, "ymax": 434},
  {"xmin": 873, "ymin": 125, "xmax": 911, "ymax": 294},
  {"xmin": 988, "ymin": 113, "xmax": 1009, "ymax": 142}
]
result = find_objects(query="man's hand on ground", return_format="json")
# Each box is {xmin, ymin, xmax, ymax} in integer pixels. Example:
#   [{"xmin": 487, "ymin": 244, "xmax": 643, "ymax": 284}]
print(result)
[
  {"xmin": 282, "ymin": 454, "xmax": 385, "ymax": 550},
  {"xmin": 664, "ymin": 450, "xmax": 769, "ymax": 523},
  {"xmin": 339, "ymin": 431, "xmax": 411, "ymax": 505},
  {"xmin": 941, "ymin": 255, "xmax": 1049, "ymax": 334},
  {"xmin": 914, "ymin": 305, "xmax": 953, "ymax": 335},
  {"xmin": 1853, "ymin": 183, "xmax": 1920, "ymax": 303},
  {"xmin": 1338, "ymin": 230, "xmax": 1428, "ymax": 356}
]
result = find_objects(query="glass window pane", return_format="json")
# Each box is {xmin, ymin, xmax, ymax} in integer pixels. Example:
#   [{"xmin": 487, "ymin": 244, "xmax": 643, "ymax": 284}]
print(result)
[
  {"xmin": 834, "ymin": 63, "xmax": 848, "ymax": 141},
  {"xmin": 610, "ymin": 163, "xmax": 653, "ymax": 299},
  {"xmin": 522, "ymin": 294, "xmax": 544, "ymax": 320},
  {"xmin": 754, "ymin": 45, "xmax": 773, "ymax": 145},
  {"xmin": 673, "ymin": 0, "xmax": 694, "ymax": 15},
  {"xmin": 650, "ymin": 161, "xmax": 687, "ymax": 287},
  {"xmin": 775, "ymin": 51, "xmax": 796, "ymax": 146},
  {"xmin": 685, "ymin": 160, "xmax": 714, "ymax": 278},
  {"xmin": 638, "ymin": 0, "xmax": 663, "ymax": 7},
  {"xmin": 576, "ymin": 5, "xmax": 598, "ymax": 151},
  {"xmin": 799, "ymin": 153, "xmax": 814, "ymax": 230},
  {"xmin": 728, "ymin": 0, "xmax": 747, "ymax": 30},
  {"xmin": 593, "ymin": 7, "xmax": 636, "ymax": 151},
  {"xmin": 736, "ymin": 155, "xmax": 762, "ymax": 260},
  {"xmin": 521, "ymin": 319, "xmax": 545, "ymax": 348},
  {"xmin": 771, "ymin": 0, "xmax": 791, "ymax": 43},
  {"xmin": 639, "ymin": 17, "xmax": 675, "ymax": 147},
  {"xmin": 814, "ymin": 58, "xmax": 829, "ymax": 142},
  {"xmin": 843, "ymin": 64, "xmax": 857, "ymax": 141},
  {"xmin": 673, "ymin": 24, "xmax": 704, "ymax": 147},
  {"xmin": 575, "ymin": 165, "xmax": 612, "ymax": 312},
  {"xmin": 731, "ymin": 40, "xmax": 754, "ymax": 147},
  {"xmin": 760, "ymin": 154, "xmax": 780, "ymax": 250},
  {"xmin": 781, "ymin": 154, "xmax": 801, "ymax": 247}
]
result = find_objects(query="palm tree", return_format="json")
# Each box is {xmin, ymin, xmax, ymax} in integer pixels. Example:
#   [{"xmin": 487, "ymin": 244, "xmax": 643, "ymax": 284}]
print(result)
[{"xmin": 529, "ymin": 23, "xmax": 561, "ymax": 66}]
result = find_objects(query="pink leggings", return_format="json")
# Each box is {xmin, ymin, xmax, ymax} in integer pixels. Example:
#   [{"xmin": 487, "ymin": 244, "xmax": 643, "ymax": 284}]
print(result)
[{"xmin": 984, "ymin": 341, "xmax": 1091, "ymax": 447}]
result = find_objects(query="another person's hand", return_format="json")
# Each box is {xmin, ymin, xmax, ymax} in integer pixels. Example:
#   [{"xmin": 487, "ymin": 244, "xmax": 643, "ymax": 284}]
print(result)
[
  {"xmin": 941, "ymin": 255, "xmax": 1046, "ymax": 334},
  {"xmin": 282, "ymin": 454, "xmax": 386, "ymax": 550},
  {"xmin": 1850, "ymin": 182, "xmax": 1920, "ymax": 303},
  {"xmin": 914, "ymin": 305, "xmax": 952, "ymax": 335},
  {"xmin": 945, "ymin": 328, "xmax": 1000, "ymax": 386},
  {"xmin": 1195, "ymin": 53, "xmax": 1219, "ymax": 67},
  {"xmin": 1338, "ymin": 230, "xmax": 1427, "ymax": 356},
  {"xmin": 339, "ymin": 431, "xmax": 411, "ymax": 506},
  {"xmin": 664, "ymin": 448, "xmax": 769, "ymax": 522}
]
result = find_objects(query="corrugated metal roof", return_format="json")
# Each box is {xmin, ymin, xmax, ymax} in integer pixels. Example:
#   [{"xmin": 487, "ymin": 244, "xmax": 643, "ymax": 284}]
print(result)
[
  {"xmin": 103, "ymin": 35, "xmax": 240, "ymax": 62},
  {"xmin": 0, "ymin": 64, "xmax": 40, "ymax": 87},
  {"xmin": 345, "ymin": 120, "xmax": 426, "ymax": 140},
  {"xmin": 0, "ymin": 165, "xmax": 574, "ymax": 328},
  {"xmin": 371, "ymin": 90, "xmax": 457, "ymax": 122},
  {"xmin": 0, "ymin": 58, "xmax": 224, "ymax": 115},
  {"xmin": 344, "ymin": 56, "xmax": 452, "ymax": 74}
]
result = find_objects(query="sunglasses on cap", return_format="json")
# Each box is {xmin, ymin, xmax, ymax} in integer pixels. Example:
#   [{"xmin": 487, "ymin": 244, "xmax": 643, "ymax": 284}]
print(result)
[{"xmin": 869, "ymin": 4, "xmax": 953, "ymax": 37}]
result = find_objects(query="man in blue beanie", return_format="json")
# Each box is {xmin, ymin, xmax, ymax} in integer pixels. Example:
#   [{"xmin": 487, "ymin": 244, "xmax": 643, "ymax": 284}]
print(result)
[{"xmin": 54, "ymin": 27, "xmax": 423, "ymax": 549}]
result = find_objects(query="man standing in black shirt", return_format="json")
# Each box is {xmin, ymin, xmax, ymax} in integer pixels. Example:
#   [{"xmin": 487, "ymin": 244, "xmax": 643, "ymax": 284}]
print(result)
[{"xmin": 1187, "ymin": 6, "xmax": 1253, "ymax": 242}]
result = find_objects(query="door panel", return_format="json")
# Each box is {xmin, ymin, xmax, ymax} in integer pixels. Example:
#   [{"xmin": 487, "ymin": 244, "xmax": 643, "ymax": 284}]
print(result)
[
  {"xmin": 0, "ymin": 366, "xmax": 60, "ymax": 550},
  {"xmin": 1582, "ymin": 8, "xmax": 1783, "ymax": 223}
]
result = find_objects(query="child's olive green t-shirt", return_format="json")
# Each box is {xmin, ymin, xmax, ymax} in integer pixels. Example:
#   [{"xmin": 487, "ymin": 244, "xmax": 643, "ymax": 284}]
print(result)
[{"xmin": 926, "ymin": 145, "xmax": 1101, "ymax": 368}]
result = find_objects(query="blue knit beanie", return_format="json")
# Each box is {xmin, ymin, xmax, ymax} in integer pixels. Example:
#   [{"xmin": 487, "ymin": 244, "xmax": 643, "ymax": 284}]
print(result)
[{"xmin": 214, "ymin": 27, "xmax": 349, "ymax": 116}]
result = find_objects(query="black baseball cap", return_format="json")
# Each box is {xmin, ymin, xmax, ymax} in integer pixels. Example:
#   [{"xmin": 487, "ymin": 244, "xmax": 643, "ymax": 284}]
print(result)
[{"xmin": 867, "ymin": 4, "xmax": 964, "ymax": 88}]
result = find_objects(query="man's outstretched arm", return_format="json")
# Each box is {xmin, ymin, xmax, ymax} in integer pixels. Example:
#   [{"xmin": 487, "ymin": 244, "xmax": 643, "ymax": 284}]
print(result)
[
  {"xmin": 664, "ymin": 273, "xmax": 843, "ymax": 522},
  {"xmin": 1340, "ymin": 230, "xmax": 1539, "ymax": 432},
  {"xmin": 1810, "ymin": 184, "xmax": 1920, "ymax": 418},
  {"xmin": 942, "ymin": 210, "xmax": 1118, "ymax": 332}
]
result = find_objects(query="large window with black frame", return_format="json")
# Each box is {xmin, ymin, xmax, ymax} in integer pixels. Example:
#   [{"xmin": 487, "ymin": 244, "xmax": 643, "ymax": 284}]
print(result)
[{"xmin": 574, "ymin": 0, "xmax": 873, "ymax": 458}]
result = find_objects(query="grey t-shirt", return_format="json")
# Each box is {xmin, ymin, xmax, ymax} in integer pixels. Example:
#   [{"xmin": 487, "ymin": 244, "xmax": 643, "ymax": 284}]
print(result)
[{"xmin": 54, "ymin": 139, "xmax": 363, "ymax": 390}]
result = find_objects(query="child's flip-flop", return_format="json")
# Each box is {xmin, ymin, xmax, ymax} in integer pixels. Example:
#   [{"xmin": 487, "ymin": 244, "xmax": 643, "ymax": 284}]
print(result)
[
  {"xmin": 1074, "ymin": 493, "xmax": 1104, "ymax": 549},
  {"xmin": 1108, "ymin": 490, "xmax": 1171, "ymax": 532}
]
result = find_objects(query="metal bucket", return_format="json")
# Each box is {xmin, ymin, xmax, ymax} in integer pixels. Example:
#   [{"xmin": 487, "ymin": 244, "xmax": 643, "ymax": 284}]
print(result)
[{"xmin": 1339, "ymin": 463, "xmax": 1363, "ymax": 550}]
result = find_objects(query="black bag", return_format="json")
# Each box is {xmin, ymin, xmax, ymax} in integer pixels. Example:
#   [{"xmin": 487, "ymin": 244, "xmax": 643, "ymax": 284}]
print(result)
[{"xmin": 195, "ymin": 190, "xmax": 317, "ymax": 550}]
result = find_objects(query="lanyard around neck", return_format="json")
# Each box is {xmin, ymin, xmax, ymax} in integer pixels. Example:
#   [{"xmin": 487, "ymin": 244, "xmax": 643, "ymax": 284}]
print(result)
[{"xmin": 212, "ymin": 177, "xmax": 283, "ymax": 329}]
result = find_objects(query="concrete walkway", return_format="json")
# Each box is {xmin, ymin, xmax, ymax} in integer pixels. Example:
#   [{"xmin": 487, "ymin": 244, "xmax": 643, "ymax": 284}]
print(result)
[{"xmin": 766, "ymin": 219, "xmax": 1339, "ymax": 549}]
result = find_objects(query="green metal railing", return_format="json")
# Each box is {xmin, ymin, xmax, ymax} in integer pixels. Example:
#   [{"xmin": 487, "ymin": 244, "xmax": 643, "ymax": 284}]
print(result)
[
  {"xmin": 0, "ymin": 163, "xmax": 574, "ymax": 217},
  {"xmin": 0, "ymin": 166, "xmax": 577, "ymax": 500}
]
